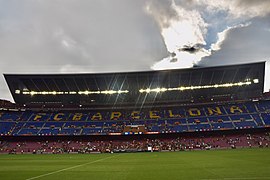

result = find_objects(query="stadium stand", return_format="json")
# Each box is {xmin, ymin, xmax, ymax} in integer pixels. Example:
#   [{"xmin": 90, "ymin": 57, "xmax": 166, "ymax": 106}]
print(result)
[
  {"xmin": 0, "ymin": 62, "xmax": 270, "ymax": 154},
  {"xmin": 1, "ymin": 101, "xmax": 270, "ymax": 136}
]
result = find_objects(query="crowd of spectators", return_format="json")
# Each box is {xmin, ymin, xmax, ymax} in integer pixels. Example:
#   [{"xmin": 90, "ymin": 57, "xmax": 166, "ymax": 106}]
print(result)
[{"xmin": 1, "ymin": 132, "xmax": 269, "ymax": 154}]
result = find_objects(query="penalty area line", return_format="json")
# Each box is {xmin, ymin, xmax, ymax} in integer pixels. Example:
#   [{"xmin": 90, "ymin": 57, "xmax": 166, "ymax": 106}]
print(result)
[{"xmin": 25, "ymin": 155, "xmax": 119, "ymax": 180}]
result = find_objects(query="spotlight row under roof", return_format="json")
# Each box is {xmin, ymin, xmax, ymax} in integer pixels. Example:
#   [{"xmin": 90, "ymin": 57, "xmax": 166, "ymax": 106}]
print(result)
[{"xmin": 14, "ymin": 79, "xmax": 258, "ymax": 96}]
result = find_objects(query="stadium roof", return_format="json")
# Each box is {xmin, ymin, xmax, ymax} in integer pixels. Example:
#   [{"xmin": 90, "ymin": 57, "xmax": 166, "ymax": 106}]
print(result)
[{"xmin": 4, "ymin": 62, "xmax": 265, "ymax": 106}]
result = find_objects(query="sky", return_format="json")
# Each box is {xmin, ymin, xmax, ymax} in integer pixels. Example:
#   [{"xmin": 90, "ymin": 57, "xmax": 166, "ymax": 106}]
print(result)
[{"xmin": 0, "ymin": 0, "xmax": 270, "ymax": 102}]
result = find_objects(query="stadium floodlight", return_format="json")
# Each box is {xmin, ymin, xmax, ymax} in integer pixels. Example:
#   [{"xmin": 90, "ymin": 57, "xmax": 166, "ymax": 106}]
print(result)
[
  {"xmin": 22, "ymin": 91, "xmax": 65, "ymax": 95},
  {"xmin": 117, "ymin": 90, "xmax": 129, "ymax": 94},
  {"xmin": 155, "ymin": 88, "xmax": 161, "ymax": 93},
  {"xmin": 155, "ymin": 88, "xmax": 166, "ymax": 93},
  {"xmin": 253, "ymin": 79, "xmax": 259, "ymax": 83},
  {"xmin": 21, "ymin": 89, "xmax": 129, "ymax": 96},
  {"xmin": 161, "ymin": 88, "xmax": 167, "ymax": 92},
  {"xmin": 138, "ymin": 80, "xmax": 255, "ymax": 94},
  {"xmin": 223, "ymin": 83, "xmax": 233, "ymax": 87},
  {"xmin": 100, "ymin": 89, "xmax": 129, "ymax": 94},
  {"xmin": 139, "ymin": 87, "xmax": 167, "ymax": 93},
  {"xmin": 179, "ymin": 87, "xmax": 185, "ymax": 91},
  {"xmin": 79, "ymin": 90, "xmax": 100, "ymax": 95},
  {"xmin": 78, "ymin": 91, "xmax": 89, "ymax": 95},
  {"xmin": 101, "ymin": 90, "xmax": 116, "ymax": 94},
  {"xmin": 237, "ymin": 82, "xmax": 243, "ymax": 86}
]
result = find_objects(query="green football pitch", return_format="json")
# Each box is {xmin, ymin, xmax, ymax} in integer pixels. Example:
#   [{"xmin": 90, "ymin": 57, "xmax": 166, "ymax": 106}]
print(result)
[{"xmin": 0, "ymin": 148, "xmax": 270, "ymax": 180}]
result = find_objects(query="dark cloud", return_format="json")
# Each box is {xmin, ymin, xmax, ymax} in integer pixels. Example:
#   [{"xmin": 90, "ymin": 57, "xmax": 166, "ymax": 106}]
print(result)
[
  {"xmin": 178, "ymin": 44, "xmax": 202, "ymax": 53},
  {"xmin": 199, "ymin": 18, "xmax": 270, "ymax": 66},
  {"xmin": 198, "ymin": 17, "xmax": 270, "ymax": 91}
]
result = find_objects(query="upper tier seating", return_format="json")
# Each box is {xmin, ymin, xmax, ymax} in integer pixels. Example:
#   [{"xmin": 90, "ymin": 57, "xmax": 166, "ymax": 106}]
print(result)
[{"xmin": 0, "ymin": 100, "xmax": 270, "ymax": 136}]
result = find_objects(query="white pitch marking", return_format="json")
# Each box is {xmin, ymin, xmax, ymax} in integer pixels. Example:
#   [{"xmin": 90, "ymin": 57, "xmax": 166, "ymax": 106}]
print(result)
[{"xmin": 25, "ymin": 155, "xmax": 118, "ymax": 180}]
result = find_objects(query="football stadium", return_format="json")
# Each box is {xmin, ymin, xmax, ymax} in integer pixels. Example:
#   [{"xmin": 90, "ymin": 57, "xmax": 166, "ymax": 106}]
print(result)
[{"xmin": 0, "ymin": 62, "xmax": 270, "ymax": 179}]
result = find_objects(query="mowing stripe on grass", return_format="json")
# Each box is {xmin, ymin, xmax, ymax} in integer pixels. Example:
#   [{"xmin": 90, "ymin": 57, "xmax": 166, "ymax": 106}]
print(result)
[
  {"xmin": 25, "ymin": 155, "xmax": 119, "ymax": 180},
  {"xmin": 201, "ymin": 177, "xmax": 270, "ymax": 180}
]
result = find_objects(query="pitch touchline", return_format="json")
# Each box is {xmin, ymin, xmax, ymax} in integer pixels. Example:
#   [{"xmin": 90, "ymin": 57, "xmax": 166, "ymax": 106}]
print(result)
[{"xmin": 25, "ymin": 155, "xmax": 119, "ymax": 180}]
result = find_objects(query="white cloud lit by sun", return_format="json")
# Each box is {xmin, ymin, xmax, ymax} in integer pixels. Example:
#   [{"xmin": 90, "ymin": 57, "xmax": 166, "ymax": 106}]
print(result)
[
  {"xmin": 146, "ymin": 0, "xmax": 210, "ymax": 69},
  {"xmin": 151, "ymin": 50, "xmax": 210, "ymax": 70},
  {"xmin": 160, "ymin": 9, "xmax": 206, "ymax": 52}
]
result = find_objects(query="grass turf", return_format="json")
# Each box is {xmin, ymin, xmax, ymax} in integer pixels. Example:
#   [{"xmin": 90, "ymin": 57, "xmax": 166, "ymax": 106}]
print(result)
[{"xmin": 0, "ymin": 148, "xmax": 270, "ymax": 180}]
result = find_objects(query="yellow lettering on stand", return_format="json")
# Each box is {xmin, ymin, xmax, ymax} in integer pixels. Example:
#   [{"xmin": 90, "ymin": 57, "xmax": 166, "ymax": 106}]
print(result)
[
  {"xmin": 230, "ymin": 106, "xmax": 243, "ymax": 113},
  {"xmin": 72, "ymin": 113, "xmax": 83, "ymax": 121},
  {"xmin": 54, "ymin": 113, "xmax": 65, "ymax": 121},
  {"xmin": 91, "ymin": 112, "xmax": 102, "ymax": 120},
  {"xmin": 188, "ymin": 108, "xmax": 201, "ymax": 116},
  {"xmin": 207, "ymin": 107, "xmax": 222, "ymax": 115},
  {"xmin": 149, "ymin": 111, "xmax": 161, "ymax": 119},
  {"xmin": 34, "ymin": 113, "xmax": 46, "ymax": 121},
  {"xmin": 110, "ymin": 112, "xmax": 122, "ymax": 120},
  {"xmin": 168, "ymin": 110, "xmax": 181, "ymax": 118},
  {"xmin": 131, "ymin": 111, "xmax": 140, "ymax": 119}
]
